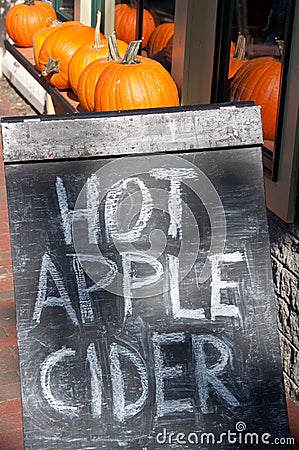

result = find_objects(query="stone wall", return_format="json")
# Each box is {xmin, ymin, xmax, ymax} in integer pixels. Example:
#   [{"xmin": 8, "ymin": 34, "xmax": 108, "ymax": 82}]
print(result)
[{"xmin": 268, "ymin": 210, "xmax": 299, "ymax": 401}]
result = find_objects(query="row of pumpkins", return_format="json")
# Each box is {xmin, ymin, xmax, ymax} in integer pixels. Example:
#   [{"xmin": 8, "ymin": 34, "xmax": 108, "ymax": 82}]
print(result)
[
  {"xmin": 5, "ymin": 0, "xmax": 281, "ymax": 139},
  {"xmin": 5, "ymin": 0, "xmax": 178, "ymax": 112}
]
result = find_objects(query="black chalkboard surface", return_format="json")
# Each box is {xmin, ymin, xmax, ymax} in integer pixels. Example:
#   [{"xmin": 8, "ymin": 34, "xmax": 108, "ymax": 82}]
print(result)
[{"xmin": 1, "ymin": 104, "xmax": 291, "ymax": 449}]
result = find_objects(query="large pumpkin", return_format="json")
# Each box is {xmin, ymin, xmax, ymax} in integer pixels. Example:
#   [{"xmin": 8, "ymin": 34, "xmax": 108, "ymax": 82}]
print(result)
[
  {"xmin": 33, "ymin": 20, "xmax": 61, "ymax": 69},
  {"xmin": 94, "ymin": 40, "xmax": 180, "ymax": 112},
  {"xmin": 68, "ymin": 13, "xmax": 128, "ymax": 95},
  {"xmin": 77, "ymin": 34, "xmax": 123, "ymax": 112},
  {"xmin": 229, "ymin": 56, "xmax": 281, "ymax": 141},
  {"xmin": 230, "ymin": 41, "xmax": 236, "ymax": 58},
  {"xmin": 33, "ymin": 20, "xmax": 82, "ymax": 69},
  {"xmin": 78, "ymin": 59, "xmax": 117, "ymax": 112},
  {"xmin": 147, "ymin": 22, "xmax": 174, "ymax": 60},
  {"xmin": 114, "ymin": 3, "xmax": 155, "ymax": 48},
  {"xmin": 38, "ymin": 24, "xmax": 95, "ymax": 89},
  {"xmin": 228, "ymin": 57, "xmax": 247, "ymax": 80},
  {"xmin": 5, "ymin": 0, "xmax": 57, "ymax": 48},
  {"xmin": 165, "ymin": 35, "xmax": 173, "ymax": 64}
]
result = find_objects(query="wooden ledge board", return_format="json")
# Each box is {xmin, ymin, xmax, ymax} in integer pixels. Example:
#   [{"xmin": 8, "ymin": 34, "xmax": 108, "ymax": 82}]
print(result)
[
  {"xmin": 1, "ymin": 102, "xmax": 263, "ymax": 163},
  {"xmin": 4, "ymin": 40, "xmax": 80, "ymax": 114}
]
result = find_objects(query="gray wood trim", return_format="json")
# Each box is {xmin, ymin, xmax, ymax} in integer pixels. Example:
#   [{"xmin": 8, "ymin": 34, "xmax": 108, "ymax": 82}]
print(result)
[
  {"xmin": 172, "ymin": 0, "xmax": 217, "ymax": 105},
  {"xmin": 1, "ymin": 104, "xmax": 263, "ymax": 163},
  {"xmin": 104, "ymin": 0, "xmax": 115, "ymax": 37},
  {"xmin": 264, "ymin": 1, "xmax": 299, "ymax": 223}
]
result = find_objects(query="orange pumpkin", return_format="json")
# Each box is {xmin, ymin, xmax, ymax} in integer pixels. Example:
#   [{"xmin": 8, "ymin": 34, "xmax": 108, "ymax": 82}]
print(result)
[
  {"xmin": 39, "ymin": 24, "xmax": 95, "ymax": 90},
  {"xmin": 68, "ymin": 13, "xmax": 128, "ymax": 95},
  {"xmin": 77, "ymin": 33, "xmax": 124, "ymax": 111},
  {"xmin": 5, "ymin": 0, "xmax": 57, "ymax": 48},
  {"xmin": 94, "ymin": 40, "xmax": 180, "ymax": 112},
  {"xmin": 165, "ymin": 35, "xmax": 173, "ymax": 64},
  {"xmin": 230, "ymin": 41, "xmax": 236, "ymax": 58},
  {"xmin": 33, "ymin": 19, "xmax": 61, "ymax": 69},
  {"xmin": 114, "ymin": 3, "xmax": 155, "ymax": 48},
  {"xmin": 228, "ymin": 58, "xmax": 247, "ymax": 80},
  {"xmin": 229, "ymin": 56, "xmax": 281, "ymax": 141},
  {"xmin": 77, "ymin": 59, "xmax": 115, "ymax": 112},
  {"xmin": 147, "ymin": 22, "xmax": 174, "ymax": 59},
  {"xmin": 33, "ymin": 20, "xmax": 83, "ymax": 69}
]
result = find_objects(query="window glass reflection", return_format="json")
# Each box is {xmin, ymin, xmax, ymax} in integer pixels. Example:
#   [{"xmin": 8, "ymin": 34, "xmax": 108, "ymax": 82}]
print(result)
[
  {"xmin": 228, "ymin": 0, "xmax": 288, "ymax": 151},
  {"xmin": 55, "ymin": 0, "xmax": 74, "ymax": 20},
  {"xmin": 114, "ymin": 0, "xmax": 175, "ymax": 71}
]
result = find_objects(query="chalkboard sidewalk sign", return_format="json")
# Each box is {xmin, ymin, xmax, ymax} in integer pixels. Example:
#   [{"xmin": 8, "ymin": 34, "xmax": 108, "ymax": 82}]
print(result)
[{"xmin": 1, "ymin": 104, "xmax": 291, "ymax": 449}]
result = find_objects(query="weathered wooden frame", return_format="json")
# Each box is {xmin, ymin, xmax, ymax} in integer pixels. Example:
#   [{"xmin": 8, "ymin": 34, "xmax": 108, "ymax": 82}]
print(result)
[
  {"xmin": 1, "ymin": 103, "xmax": 263, "ymax": 162},
  {"xmin": 1, "ymin": 104, "xmax": 292, "ymax": 450}
]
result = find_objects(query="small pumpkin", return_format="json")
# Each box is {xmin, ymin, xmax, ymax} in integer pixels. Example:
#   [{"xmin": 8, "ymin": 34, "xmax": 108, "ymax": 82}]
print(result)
[
  {"xmin": 229, "ymin": 56, "xmax": 281, "ymax": 141},
  {"xmin": 69, "ymin": 12, "xmax": 128, "ymax": 95},
  {"xmin": 114, "ymin": 2, "xmax": 155, "ymax": 48},
  {"xmin": 39, "ymin": 24, "xmax": 95, "ymax": 90},
  {"xmin": 147, "ymin": 22, "xmax": 174, "ymax": 60},
  {"xmin": 77, "ymin": 33, "xmax": 122, "ymax": 112},
  {"xmin": 94, "ymin": 40, "xmax": 180, "ymax": 112},
  {"xmin": 5, "ymin": 0, "xmax": 57, "ymax": 48}
]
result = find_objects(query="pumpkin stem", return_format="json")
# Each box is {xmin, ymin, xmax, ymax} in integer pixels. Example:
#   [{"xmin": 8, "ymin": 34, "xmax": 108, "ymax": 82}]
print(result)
[
  {"xmin": 274, "ymin": 38, "xmax": 284, "ymax": 59},
  {"xmin": 41, "ymin": 57, "xmax": 60, "ymax": 76},
  {"xmin": 234, "ymin": 33, "xmax": 246, "ymax": 59},
  {"xmin": 24, "ymin": 0, "xmax": 35, "ymax": 5},
  {"xmin": 93, "ymin": 10, "xmax": 104, "ymax": 50},
  {"xmin": 120, "ymin": 40, "xmax": 142, "ymax": 65},
  {"xmin": 108, "ymin": 32, "xmax": 121, "ymax": 61},
  {"xmin": 48, "ymin": 18, "xmax": 62, "ymax": 27},
  {"xmin": 130, "ymin": 0, "xmax": 137, "ymax": 8}
]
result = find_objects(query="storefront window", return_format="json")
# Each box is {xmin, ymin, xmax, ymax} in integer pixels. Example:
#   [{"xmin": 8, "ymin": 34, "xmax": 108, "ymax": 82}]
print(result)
[
  {"xmin": 143, "ymin": 0, "xmax": 175, "ymax": 72},
  {"xmin": 112, "ymin": 0, "xmax": 294, "ymax": 181},
  {"xmin": 2, "ymin": 0, "xmax": 297, "ymax": 220},
  {"xmin": 114, "ymin": 0, "xmax": 175, "ymax": 70},
  {"xmin": 53, "ymin": 0, "xmax": 75, "ymax": 20},
  {"xmin": 228, "ymin": 0, "xmax": 295, "ymax": 180}
]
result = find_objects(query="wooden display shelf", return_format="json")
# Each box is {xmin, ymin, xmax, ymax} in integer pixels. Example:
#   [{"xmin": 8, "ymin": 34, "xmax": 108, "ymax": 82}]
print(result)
[{"xmin": 4, "ymin": 40, "xmax": 83, "ymax": 114}]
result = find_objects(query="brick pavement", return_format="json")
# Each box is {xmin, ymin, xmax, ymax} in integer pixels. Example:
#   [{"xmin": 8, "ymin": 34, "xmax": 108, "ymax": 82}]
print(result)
[
  {"xmin": 0, "ymin": 75, "xmax": 298, "ymax": 449},
  {"xmin": 0, "ymin": 76, "xmax": 33, "ymax": 450},
  {"xmin": 0, "ymin": 152, "xmax": 24, "ymax": 450}
]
